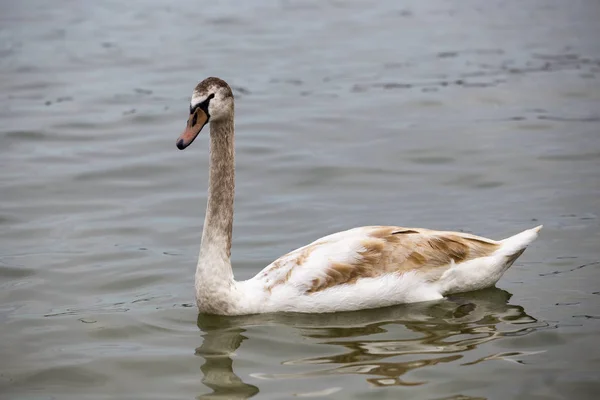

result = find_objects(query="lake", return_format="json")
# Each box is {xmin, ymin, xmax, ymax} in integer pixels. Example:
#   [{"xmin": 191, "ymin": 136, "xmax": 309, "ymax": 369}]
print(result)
[{"xmin": 1, "ymin": 0, "xmax": 599, "ymax": 399}]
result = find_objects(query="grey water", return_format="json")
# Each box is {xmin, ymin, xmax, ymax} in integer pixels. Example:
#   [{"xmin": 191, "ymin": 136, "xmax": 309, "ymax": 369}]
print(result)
[{"xmin": 1, "ymin": 0, "xmax": 599, "ymax": 399}]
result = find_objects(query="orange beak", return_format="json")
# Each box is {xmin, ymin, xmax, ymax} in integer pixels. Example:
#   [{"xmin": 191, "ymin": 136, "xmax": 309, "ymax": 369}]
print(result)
[{"xmin": 176, "ymin": 108, "xmax": 209, "ymax": 150}]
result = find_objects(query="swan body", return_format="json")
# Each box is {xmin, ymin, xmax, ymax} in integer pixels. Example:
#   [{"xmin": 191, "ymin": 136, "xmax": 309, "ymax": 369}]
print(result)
[{"xmin": 176, "ymin": 77, "xmax": 542, "ymax": 316}]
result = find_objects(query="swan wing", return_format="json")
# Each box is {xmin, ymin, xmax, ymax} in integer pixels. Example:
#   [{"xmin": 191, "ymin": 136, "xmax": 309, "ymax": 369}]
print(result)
[{"xmin": 253, "ymin": 226, "xmax": 500, "ymax": 294}]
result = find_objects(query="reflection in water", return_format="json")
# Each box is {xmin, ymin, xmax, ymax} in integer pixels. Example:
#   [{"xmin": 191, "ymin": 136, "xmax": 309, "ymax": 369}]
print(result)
[
  {"xmin": 194, "ymin": 326, "xmax": 259, "ymax": 399},
  {"xmin": 196, "ymin": 288, "xmax": 545, "ymax": 397}
]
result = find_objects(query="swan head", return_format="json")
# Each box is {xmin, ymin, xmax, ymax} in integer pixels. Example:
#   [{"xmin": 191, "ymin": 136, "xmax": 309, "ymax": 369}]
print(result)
[{"xmin": 176, "ymin": 77, "xmax": 234, "ymax": 150}]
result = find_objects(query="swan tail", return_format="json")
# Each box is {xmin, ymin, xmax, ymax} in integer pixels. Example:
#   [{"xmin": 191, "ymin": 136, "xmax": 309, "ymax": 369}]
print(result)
[
  {"xmin": 438, "ymin": 225, "xmax": 542, "ymax": 295},
  {"xmin": 497, "ymin": 225, "xmax": 543, "ymax": 266}
]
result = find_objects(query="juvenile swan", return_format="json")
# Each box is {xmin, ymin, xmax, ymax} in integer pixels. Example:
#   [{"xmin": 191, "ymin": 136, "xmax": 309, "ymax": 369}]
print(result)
[{"xmin": 175, "ymin": 77, "xmax": 541, "ymax": 315}]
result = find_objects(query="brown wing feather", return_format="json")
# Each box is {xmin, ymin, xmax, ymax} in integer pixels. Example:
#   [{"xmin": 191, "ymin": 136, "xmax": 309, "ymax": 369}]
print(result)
[
  {"xmin": 259, "ymin": 226, "xmax": 500, "ymax": 294},
  {"xmin": 308, "ymin": 226, "xmax": 500, "ymax": 293}
]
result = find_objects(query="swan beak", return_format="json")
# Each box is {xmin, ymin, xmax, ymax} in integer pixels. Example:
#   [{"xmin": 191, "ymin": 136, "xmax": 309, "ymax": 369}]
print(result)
[{"xmin": 176, "ymin": 108, "xmax": 209, "ymax": 150}]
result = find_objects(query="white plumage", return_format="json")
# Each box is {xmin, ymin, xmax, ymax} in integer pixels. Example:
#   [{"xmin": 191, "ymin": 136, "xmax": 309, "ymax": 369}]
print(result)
[{"xmin": 223, "ymin": 225, "xmax": 541, "ymax": 315}]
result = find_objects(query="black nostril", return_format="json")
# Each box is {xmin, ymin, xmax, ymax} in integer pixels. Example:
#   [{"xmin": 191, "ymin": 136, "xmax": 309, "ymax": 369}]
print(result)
[{"xmin": 176, "ymin": 139, "xmax": 186, "ymax": 150}]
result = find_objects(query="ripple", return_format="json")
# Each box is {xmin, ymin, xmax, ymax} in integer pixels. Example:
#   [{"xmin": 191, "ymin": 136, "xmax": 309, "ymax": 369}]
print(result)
[
  {"xmin": 0, "ymin": 265, "xmax": 35, "ymax": 279},
  {"xmin": 3, "ymin": 130, "xmax": 45, "ymax": 140},
  {"xmin": 572, "ymin": 315, "xmax": 600, "ymax": 320},
  {"xmin": 409, "ymin": 156, "xmax": 455, "ymax": 165},
  {"xmin": 462, "ymin": 350, "xmax": 546, "ymax": 366},
  {"xmin": 539, "ymin": 152, "xmax": 600, "ymax": 161},
  {"xmin": 23, "ymin": 365, "xmax": 109, "ymax": 387},
  {"xmin": 538, "ymin": 115, "xmax": 600, "ymax": 123},
  {"xmin": 539, "ymin": 261, "xmax": 600, "ymax": 277}
]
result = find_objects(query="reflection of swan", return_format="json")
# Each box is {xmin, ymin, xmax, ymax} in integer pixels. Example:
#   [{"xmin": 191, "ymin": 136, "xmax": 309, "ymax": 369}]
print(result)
[
  {"xmin": 195, "ymin": 288, "xmax": 544, "ymax": 393},
  {"xmin": 176, "ymin": 76, "xmax": 542, "ymax": 315},
  {"xmin": 195, "ymin": 322, "xmax": 259, "ymax": 399}
]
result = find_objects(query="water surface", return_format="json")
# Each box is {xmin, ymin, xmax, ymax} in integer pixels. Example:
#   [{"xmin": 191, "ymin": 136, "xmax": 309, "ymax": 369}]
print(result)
[{"xmin": 1, "ymin": 0, "xmax": 599, "ymax": 399}]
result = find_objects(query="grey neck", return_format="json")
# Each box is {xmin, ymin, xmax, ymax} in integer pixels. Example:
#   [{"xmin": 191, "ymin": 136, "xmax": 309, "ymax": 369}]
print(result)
[{"xmin": 200, "ymin": 116, "xmax": 235, "ymax": 260}]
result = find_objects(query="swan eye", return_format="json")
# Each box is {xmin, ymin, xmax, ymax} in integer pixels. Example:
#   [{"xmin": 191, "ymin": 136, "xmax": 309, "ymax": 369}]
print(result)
[
  {"xmin": 190, "ymin": 93, "xmax": 216, "ymax": 115},
  {"xmin": 200, "ymin": 94, "xmax": 215, "ymax": 113},
  {"xmin": 191, "ymin": 113, "xmax": 198, "ymax": 126}
]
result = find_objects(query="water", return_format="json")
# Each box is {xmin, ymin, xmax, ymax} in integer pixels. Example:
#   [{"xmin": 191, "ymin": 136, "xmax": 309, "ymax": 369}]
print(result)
[{"xmin": 1, "ymin": 0, "xmax": 599, "ymax": 398}]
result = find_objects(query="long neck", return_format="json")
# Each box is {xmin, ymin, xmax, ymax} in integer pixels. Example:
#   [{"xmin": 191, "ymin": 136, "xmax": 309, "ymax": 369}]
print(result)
[
  {"xmin": 201, "ymin": 117, "xmax": 235, "ymax": 257},
  {"xmin": 196, "ymin": 114, "xmax": 236, "ymax": 310}
]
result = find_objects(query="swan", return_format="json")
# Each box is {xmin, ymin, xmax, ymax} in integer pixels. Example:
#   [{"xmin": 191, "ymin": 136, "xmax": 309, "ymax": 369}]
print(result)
[{"xmin": 175, "ymin": 76, "xmax": 542, "ymax": 315}]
